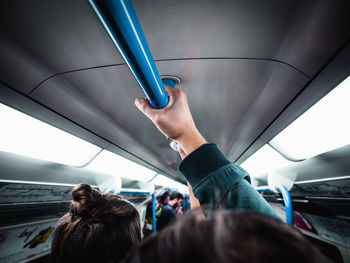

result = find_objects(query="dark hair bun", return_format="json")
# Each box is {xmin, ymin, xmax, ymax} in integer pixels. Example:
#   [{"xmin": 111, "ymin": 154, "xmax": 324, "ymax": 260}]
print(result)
[{"xmin": 70, "ymin": 183, "xmax": 100, "ymax": 218}]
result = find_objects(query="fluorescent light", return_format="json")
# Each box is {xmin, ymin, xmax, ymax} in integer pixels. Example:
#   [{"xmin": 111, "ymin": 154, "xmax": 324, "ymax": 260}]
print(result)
[
  {"xmin": 0, "ymin": 103, "xmax": 101, "ymax": 166},
  {"xmin": 172, "ymin": 182, "xmax": 188, "ymax": 193},
  {"xmin": 240, "ymin": 145, "xmax": 292, "ymax": 178},
  {"xmin": 270, "ymin": 76, "xmax": 350, "ymax": 160},
  {"xmin": 151, "ymin": 174, "xmax": 188, "ymax": 193},
  {"xmin": 151, "ymin": 174, "xmax": 175, "ymax": 186},
  {"xmin": 85, "ymin": 150, "xmax": 156, "ymax": 181}
]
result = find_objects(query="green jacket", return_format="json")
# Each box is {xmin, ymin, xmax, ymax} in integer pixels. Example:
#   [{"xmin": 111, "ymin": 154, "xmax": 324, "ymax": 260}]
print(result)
[{"xmin": 179, "ymin": 144, "xmax": 277, "ymax": 218}]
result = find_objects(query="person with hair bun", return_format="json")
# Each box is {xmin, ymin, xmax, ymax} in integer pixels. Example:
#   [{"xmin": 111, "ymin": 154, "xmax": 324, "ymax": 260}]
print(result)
[{"xmin": 50, "ymin": 183, "xmax": 141, "ymax": 263}]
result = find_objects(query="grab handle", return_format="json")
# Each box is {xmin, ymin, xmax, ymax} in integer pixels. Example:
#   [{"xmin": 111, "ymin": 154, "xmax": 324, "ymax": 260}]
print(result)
[
  {"xmin": 256, "ymin": 184, "xmax": 294, "ymax": 225},
  {"xmin": 89, "ymin": 0, "xmax": 168, "ymax": 109}
]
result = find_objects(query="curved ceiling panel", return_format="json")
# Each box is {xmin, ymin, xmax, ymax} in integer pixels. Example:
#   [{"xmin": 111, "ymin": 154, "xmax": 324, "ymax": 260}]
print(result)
[
  {"xmin": 1, "ymin": 0, "xmax": 348, "ymax": 95},
  {"xmin": 30, "ymin": 59, "xmax": 309, "ymax": 178},
  {"xmin": 137, "ymin": 0, "xmax": 349, "ymax": 77},
  {"xmin": 0, "ymin": 0, "xmax": 124, "ymax": 93}
]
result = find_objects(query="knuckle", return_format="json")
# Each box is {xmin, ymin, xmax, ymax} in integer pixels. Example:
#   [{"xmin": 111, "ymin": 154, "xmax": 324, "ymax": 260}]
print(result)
[
  {"xmin": 141, "ymin": 105, "xmax": 149, "ymax": 115},
  {"xmin": 177, "ymin": 89, "xmax": 186, "ymax": 100},
  {"xmin": 174, "ymin": 88, "xmax": 182, "ymax": 96},
  {"xmin": 153, "ymin": 114, "xmax": 161, "ymax": 124}
]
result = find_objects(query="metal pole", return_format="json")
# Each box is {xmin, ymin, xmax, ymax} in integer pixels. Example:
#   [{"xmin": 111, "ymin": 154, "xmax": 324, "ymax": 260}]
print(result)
[
  {"xmin": 186, "ymin": 195, "xmax": 190, "ymax": 209},
  {"xmin": 162, "ymin": 78, "xmax": 175, "ymax": 88},
  {"xmin": 119, "ymin": 190, "xmax": 150, "ymax": 194},
  {"xmin": 152, "ymin": 193, "xmax": 156, "ymax": 232},
  {"xmin": 255, "ymin": 185, "xmax": 294, "ymax": 225},
  {"xmin": 89, "ymin": 0, "xmax": 168, "ymax": 109},
  {"xmin": 275, "ymin": 185, "xmax": 294, "ymax": 225},
  {"xmin": 255, "ymin": 185, "xmax": 270, "ymax": 192}
]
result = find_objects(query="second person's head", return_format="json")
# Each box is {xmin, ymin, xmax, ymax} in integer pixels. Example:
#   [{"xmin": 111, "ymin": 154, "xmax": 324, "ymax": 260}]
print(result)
[{"xmin": 50, "ymin": 183, "xmax": 141, "ymax": 263}]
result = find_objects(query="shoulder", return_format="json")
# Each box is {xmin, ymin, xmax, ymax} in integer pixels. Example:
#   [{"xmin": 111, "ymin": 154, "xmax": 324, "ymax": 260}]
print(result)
[
  {"xmin": 162, "ymin": 204, "xmax": 176, "ymax": 215},
  {"xmin": 163, "ymin": 204, "xmax": 174, "ymax": 211}
]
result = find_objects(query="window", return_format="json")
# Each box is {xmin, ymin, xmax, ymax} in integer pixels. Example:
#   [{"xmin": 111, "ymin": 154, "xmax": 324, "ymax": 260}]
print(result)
[
  {"xmin": 270, "ymin": 76, "xmax": 350, "ymax": 160},
  {"xmin": 151, "ymin": 174, "xmax": 188, "ymax": 192},
  {"xmin": 240, "ymin": 145, "xmax": 292, "ymax": 178},
  {"xmin": 85, "ymin": 150, "xmax": 157, "ymax": 181},
  {"xmin": 0, "ymin": 103, "xmax": 101, "ymax": 166}
]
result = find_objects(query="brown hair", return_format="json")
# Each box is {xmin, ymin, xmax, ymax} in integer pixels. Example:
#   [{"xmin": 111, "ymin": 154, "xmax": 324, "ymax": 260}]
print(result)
[
  {"xmin": 50, "ymin": 183, "xmax": 141, "ymax": 263},
  {"xmin": 169, "ymin": 191, "xmax": 183, "ymax": 201},
  {"xmin": 124, "ymin": 209, "xmax": 330, "ymax": 263}
]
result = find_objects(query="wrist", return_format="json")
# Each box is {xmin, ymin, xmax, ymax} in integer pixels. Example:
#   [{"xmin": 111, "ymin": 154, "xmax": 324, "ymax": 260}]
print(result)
[{"xmin": 177, "ymin": 129, "xmax": 207, "ymax": 156}]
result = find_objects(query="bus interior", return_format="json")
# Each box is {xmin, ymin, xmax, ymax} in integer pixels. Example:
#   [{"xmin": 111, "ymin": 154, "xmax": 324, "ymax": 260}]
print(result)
[{"xmin": 0, "ymin": 0, "xmax": 349, "ymax": 262}]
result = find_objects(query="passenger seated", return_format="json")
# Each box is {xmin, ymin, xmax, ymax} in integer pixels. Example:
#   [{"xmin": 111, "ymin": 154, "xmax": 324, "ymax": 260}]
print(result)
[
  {"xmin": 50, "ymin": 183, "xmax": 141, "ymax": 263},
  {"xmin": 157, "ymin": 191, "xmax": 183, "ymax": 231},
  {"xmin": 123, "ymin": 209, "xmax": 330, "ymax": 263}
]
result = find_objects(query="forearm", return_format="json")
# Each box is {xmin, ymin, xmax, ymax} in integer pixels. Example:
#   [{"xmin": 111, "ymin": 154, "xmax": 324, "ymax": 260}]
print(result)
[
  {"xmin": 176, "ymin": 129, "xmax": 207, "ymax": 157},
  {"xmin": 187, "ymin": 182, "xmax": 201, "ymax": 209},
  {"xmin": 179, "ymin": 144, "xmax": 277, "ymax": 217},
  {"xmin": 178, "ymin": 146, "xmax": 202, "ymax": 211}
]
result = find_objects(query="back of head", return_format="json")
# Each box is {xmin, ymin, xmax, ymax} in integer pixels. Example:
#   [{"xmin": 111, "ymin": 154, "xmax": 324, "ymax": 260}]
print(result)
[
  {"xmin": 124, "ymin": 210, "xmax": 330, "ymax": 263},
  {"xmin": 51, "ymin": 183, "xmax": 141, "ymax": 263},
  {"xmin": 169, "ymin": 191, "xmax": 183, "ymax": 201},
  {"xmin": 159, "ymin": 191, "xmax": 170, "ymax": 205}
]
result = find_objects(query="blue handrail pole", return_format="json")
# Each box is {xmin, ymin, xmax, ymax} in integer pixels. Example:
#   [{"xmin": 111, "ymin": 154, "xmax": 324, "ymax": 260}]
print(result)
[
  {"xmin": 152, "ymin": 193, "xmax": 157, "ymax": 233},
  {"xmin": 182, "ymin": 198, "xmax": 186, "ymax": 212},
  {"xmin": 255, "ymin": 185, "xmax": 294, "ymax": 225},
  {"xmin": 275, "ymin": 185, "xmax": 294, "ymax": 225},
  {"xmin": 162, "ymin": 78, "xmax": 175, "ymax": 88},
  {"xmin": 255, "ymin": 186, "xmax": 270, "ymax": 192},
  {"xmin": 89, "ymin": 0, "xmax": 168, "ymax": 109},
  {"xmin": 120, "ymin": 190, "xmax": 150, "ymax": 194}
]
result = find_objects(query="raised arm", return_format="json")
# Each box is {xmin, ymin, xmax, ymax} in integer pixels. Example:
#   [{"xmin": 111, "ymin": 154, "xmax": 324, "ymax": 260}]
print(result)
[
  {"xmin": 135, "ymin": 86, "xmax": 277, "ymax": 217},
  {"xmin": 134, "ymin": 85, "xmax": 207, "ymax": 155}
]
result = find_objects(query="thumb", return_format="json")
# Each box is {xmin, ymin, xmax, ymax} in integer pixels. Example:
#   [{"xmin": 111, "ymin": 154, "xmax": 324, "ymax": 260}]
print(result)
[{"xmin": 134, "ymin": 97, "xmax": 153, "ymax": 118}]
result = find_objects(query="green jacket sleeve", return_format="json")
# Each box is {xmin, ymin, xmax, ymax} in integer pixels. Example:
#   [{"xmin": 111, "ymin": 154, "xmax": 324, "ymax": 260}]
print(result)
[{"xmin": 179, "ymin": 143, "xmax": 278, "ymax": 218}]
